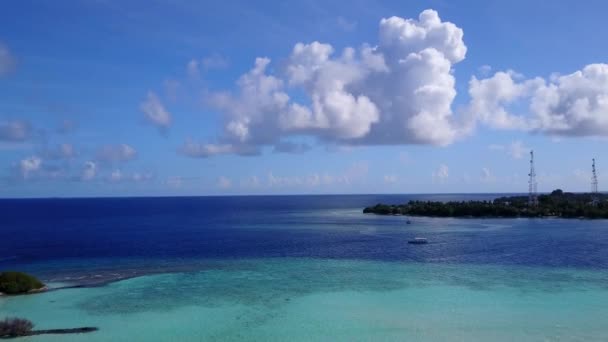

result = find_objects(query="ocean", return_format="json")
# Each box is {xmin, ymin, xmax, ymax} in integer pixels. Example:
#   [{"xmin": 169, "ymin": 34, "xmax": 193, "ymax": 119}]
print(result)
[{"xmin": 1, "ymin": 194, "xmax": 607, "ymax": 341}]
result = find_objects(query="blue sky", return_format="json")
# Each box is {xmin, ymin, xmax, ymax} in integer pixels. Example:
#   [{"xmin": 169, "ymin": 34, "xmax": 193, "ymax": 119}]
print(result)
[{"xmin": 1, "ymin": 0, "xmax": 607, "ymax": 197}]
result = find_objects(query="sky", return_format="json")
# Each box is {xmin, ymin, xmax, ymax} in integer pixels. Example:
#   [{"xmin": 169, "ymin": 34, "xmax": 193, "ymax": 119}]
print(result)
[{"xmin": 1, "ymin": 0, "xmax": 608, "ymax": 198}]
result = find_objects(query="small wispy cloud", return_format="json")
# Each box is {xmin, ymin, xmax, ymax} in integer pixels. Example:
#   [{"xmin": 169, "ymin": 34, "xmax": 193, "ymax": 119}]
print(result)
[
  {"xmin": 480, "ymin": 167, "xmax": 496, "ymax": 183},
  {"xmin": 96, "ymin": 144, "xmax": 137, "ymax": 163},
  {"xmin": 432, "ymin": 164, "xmax": 449, "ymax": 183},
  {"xmin": 19, "ymin": 156, "xmax": 42, "ymax": 179},
  {"xmin": 488, "ymin": 141, "xmax": 530, "ymax": 159},
  {"xmin": 187, "ymin": 59, "xmax": 200, "ymax": 79},
  {"xmin": 217, "ymin": 176, "xmax": 232, "ymax": 189},
  {"xmin": 383, "ymin": 174, "xmax": 398, "ymax": 184},
  {"xmin": 0, "ymin": 120, "xmax": 32, "ymax": 142},
  {"xmin": 477, "ymin": 64, "xmax": 492, "ymax": 76},
  {"xmin": 508, "ymin": 141, "xmax": 529, "ymax": 159},
  {"xmin": 140, "ymin": 92, "xmax": 172, "ymax": 132},
  {"xmin": 81, "ymin": 161, "xmax": 97, "ymax": 181}
]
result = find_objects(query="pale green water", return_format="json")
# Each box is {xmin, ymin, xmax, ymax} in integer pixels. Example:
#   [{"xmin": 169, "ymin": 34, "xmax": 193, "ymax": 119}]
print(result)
[{"xmin": 2, "ymin": 258, "xmax": 607, "ymax": 341}]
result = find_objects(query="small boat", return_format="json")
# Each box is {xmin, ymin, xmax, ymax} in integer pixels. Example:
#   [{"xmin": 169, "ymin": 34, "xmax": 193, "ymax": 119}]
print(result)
[
  {"xmin": 406, "ymin": 219, "xmax": 412, "ymax": 224},
  {"xmin": 408, "ymin": 237, "xmax": 428, "ymax": 244}
]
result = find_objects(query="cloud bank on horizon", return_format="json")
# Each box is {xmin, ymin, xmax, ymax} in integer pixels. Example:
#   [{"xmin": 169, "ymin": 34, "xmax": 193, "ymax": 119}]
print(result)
[{"xmin": 171, "ymin": 9, "xmax": 608, "ymax": 158}]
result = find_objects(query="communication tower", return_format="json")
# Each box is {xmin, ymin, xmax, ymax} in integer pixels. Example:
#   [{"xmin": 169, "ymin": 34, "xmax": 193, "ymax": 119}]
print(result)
[
  {"xmin": 592, "ymin": 158, "xmax": 598, "ymax": 194},
  {"xmin": 528, "ymin": 150, "xmax": 538, "ymax": 207}
]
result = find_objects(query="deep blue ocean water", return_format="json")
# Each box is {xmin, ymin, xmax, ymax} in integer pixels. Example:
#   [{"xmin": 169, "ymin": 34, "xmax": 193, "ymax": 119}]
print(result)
[
  {"xmin": 1, "ymin": 194, "xmax": 607, "ymax": 274},
  {"xmin": 1, "ymin": 194, "xmax": 608, "ymax": 341}
]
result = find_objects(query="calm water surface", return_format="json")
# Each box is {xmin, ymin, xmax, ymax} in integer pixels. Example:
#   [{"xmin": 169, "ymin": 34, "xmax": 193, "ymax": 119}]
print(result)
[{"xmin": 1, "ymin": 195, "xmax": 607, "ymax": 341}]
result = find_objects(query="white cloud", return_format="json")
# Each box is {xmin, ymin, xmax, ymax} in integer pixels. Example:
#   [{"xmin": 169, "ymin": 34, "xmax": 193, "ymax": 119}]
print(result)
[
  {"xmin": 280, "ymin": 42, "xmax": 381, "ymax": 139},
  {"xmin": 468, "ymin": 71, "xmax": 541, "ymax": 130},
  {"xmin": 530, "ymin": 64, "xmax": 608, "ymax": 136},
  {"xmin": 81, "ymin": 161, "xmax": 97, "ymax": 181},
  {"xmin": 469, "ymin": 64, "xmax": 608, "ymax": 137},
  {"xmin": 186, "ymin": 55, "xmax": 228, "ymax": 79},
  {"xmin": 480, "ymin": 167, "xmax": 495, "ymax": 183},
  {"xmin": 187, "ymin": 59, "xmax": 200, "ymax": 79},
  {"xmin": 96, "ymin": 144, "xmax": 137, "ymax": 163},
  {"xmin": 267, "ymin": 172, "xmax": 302, "ymax": 187},
  {"xmin": 265, "ymin": 172, "xmax": 327, "ymax": 188},
  {"xmin": 131, "ymin": 172, "xmax": 153, "ymax": 182},
  {"xmin": 508, "ymin": 140, "xmax": 529, "ymax": 159},
  {"xmin": 166, "ymin": 176, "xmax": 183, "ymax": 188},
  {"xmin": 187, "ymin": 9, "xmax": 471, "ymax": 158},
  {"xmin": 217, "ymin": 176, "xmax": 232, "ymax": 189},
  {"xmin": 110, "ymin": 169, "xmax": 123, "ymax": 182},
  {"xmin": 140, "ymin": 92, "xmax": 172, "ymax": 131},
  {"xmin": 241, "ymin": 175, "xmax": 261, "ymax": 188},
  {"xmin": 19, "ymin": 156, "xmax": 42, "ymax": 179},
  {"xmin": 432, "ymin": 164, "xmax": 449, "ymax": 182},
  {"xmin": 478, "ymin": 64, "xmax": 492, "ymax": 76},
  {"xmin": 384, "ymin": 174, "xmax": 398, "ymax": 184},
  {"xmin": 204, "ymin": 57, "xmax": 290, "ymax": 148},
  {"xmin": 264, "ymin": 162, "xmax": 368, "ymax": 189},
  {"xmin": 179, "ymin": 140, "xmax": 259, "ymax": 158},
  {"xmin": 0, "ymin": 42, "xmax": 16, "ymax": 76},
  {"xmin": 488, "ymin": 141, "xmax": 530, "ymax": 159},
  {"xmin": 0, "ymin": 120, "xmax": 32, "ymax": 142},
  {"xmin": 92, "ymin": 165, "xmax": 152, "ymax": 183}
]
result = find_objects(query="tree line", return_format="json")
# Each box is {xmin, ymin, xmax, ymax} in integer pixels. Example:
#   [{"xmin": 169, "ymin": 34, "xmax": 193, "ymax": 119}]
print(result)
[{"xmin": 363, "ymin": 190, "xmax": 608, "ymax": 218}]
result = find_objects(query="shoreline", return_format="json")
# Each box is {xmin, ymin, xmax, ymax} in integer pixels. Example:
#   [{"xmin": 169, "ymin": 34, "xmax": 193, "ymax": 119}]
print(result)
[
  {"xmin": 363, "ymin": 190, "xmax": 608, "ymax": 219},
  {"xmin": 363, "ymin": 212, "xmax": 595, "ymax": 220},
  {"xmin": 0, "ymin": 287, "xmax": 48, "ymax": 298}
]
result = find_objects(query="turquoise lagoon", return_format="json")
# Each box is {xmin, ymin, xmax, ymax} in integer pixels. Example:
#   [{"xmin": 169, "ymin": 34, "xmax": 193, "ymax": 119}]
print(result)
[
  {"xmin": 1, "ymin": 195, "xmax": 608, "ymax": 340},
  {"xmin": 2, "ymin": 258, "xmax": 608, "ymax": 341}
]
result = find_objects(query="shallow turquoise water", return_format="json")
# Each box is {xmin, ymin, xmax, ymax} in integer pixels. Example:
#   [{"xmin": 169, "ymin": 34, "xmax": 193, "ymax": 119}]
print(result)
[{"xmin": 2, "ymin": 258, "xmax": 607, "ymax": 341}]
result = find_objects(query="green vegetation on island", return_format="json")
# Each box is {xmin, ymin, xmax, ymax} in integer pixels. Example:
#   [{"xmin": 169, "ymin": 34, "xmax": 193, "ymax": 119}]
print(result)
[
  {"xmin": 363, "ymin": 190, "xmax": 608, "ymax": 219},
  {"xmin": 0, "ymin": 317, "xmax": 98, "ymax": 339},
  {"xmin": 0, "ymin": 318, "xmax": 33, "ymax": 338},
  {"xmin": 0, "ymin": 272, "xmax": 45, "ymax": 295}
]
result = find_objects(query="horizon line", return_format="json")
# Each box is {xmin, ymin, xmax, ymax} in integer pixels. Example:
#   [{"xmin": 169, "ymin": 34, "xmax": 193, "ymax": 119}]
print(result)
[{"xmin": 2, "ymin": 190, "xmax": 602, "ymax": 200}]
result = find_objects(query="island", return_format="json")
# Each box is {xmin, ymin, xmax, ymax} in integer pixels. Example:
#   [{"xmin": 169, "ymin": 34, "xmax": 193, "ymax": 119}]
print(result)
[
  {"xmin": 0, "ymin": 318, "xmax": 98, "ymax": 339},
  {"xmin": 363, "ymin": 189, "xmax": 608, "ymax": 218},
  {"xmin": 0, "ymin": 272, "xmax": 46, "ymax": 295}
]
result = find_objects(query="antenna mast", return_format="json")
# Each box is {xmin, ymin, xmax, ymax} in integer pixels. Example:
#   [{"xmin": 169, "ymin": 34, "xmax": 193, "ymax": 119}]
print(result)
[
  {"xmin": 592, "ymin": 158, "xmax": 598, "ymax": 194},
  {"xmin": 528, "ymin": 150, "xmax": 538, "ymax": 207}
]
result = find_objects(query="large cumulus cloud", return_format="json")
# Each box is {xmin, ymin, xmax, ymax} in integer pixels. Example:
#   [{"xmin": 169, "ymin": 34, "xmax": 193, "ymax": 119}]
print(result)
[
  {"xmin": 469, "ymin": 64, "xmax": 608, "ymax": 136},
  {"xmin": 183, "ymin": 9, "xmax": 470, "ymax": 157}
]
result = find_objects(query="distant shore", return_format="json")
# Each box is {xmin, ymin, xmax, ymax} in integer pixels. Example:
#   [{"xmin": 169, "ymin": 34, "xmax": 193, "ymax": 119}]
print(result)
[{"xmin": 364, "ymin": 190, "xmax": 608, "ymax": 219}]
